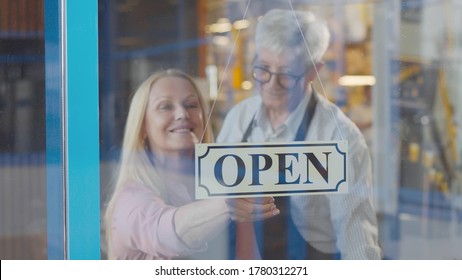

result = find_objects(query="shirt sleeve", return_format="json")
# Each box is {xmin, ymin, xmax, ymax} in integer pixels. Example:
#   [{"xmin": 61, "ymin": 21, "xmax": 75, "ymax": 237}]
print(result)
[
  {"xmin": 110, "ymin": 184, "xmax": 205, "ymax": 259},
  {"xmin": 329, "ymin": 129, "xmax": 383, "ymax": 259},
  {"xmin": 174, "ymin": 198, "xmax": 230, "ymax": 250}
]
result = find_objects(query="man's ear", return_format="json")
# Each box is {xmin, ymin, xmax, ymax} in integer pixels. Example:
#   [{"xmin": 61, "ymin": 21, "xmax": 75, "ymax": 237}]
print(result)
[{"xmin": 306, "ymin": 62, "xmax": 325, "ymax": 82}]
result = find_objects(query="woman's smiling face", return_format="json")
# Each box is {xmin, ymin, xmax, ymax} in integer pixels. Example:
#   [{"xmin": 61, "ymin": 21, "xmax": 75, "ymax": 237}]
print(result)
[{"xmin": 144, "ymin": 76, "xmax": 204, "ymax": 157}]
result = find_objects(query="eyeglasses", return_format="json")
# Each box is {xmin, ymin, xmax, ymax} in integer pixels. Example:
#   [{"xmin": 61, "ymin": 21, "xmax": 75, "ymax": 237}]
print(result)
[{"xmin": 251, "ymin": 66, "xmax": 306, "ymax": 89}]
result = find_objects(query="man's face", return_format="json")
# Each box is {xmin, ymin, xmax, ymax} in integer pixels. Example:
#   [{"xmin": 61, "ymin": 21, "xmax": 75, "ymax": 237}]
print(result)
[{"xmin": 253, "ymin": 48, "xmax": 308, "ymax": 113}]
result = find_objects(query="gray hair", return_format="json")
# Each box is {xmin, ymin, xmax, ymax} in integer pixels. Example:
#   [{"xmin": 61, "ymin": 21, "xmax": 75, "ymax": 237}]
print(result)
[{"xmin": 255, "ymin": 9, "xmax": 330, "ymax": 68}]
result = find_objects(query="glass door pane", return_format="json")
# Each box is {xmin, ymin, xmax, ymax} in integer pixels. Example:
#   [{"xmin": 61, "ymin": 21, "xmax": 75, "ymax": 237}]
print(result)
[
  {"xmin": 0, "ymin": 0, "xmax": 48, "ymax": 259},
  {"xmin": 98, "ymin": 0, "xmax": 462, "ymax": 260}
]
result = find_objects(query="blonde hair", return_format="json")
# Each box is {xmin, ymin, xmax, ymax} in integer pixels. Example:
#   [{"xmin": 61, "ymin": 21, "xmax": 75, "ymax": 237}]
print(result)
[{"xmin": 104, "ymin": 69, "xmax": 213, "ymax": 259}]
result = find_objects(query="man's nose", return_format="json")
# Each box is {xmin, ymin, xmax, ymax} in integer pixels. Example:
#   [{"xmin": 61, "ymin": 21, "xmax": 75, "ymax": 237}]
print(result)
[{"xmin": 267, "ymin": 74, "xmax": 280, "ymax": 89}]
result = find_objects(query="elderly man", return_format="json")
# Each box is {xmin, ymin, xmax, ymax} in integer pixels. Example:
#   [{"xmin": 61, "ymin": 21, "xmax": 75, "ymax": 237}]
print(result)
[{"xmin": 217, "ymin": 9, "xmax": 382, "ymax": 259}]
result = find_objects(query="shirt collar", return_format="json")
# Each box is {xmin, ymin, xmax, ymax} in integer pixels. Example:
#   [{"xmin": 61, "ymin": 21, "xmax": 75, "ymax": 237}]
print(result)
[{"xmin": 254, "ymin": 92, "xmax": 311, "ymax": 138}]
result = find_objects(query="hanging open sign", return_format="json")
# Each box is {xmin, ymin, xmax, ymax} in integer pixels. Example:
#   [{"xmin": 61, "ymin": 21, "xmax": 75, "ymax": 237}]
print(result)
[{"xmin": 195, "ymin": 141, "xmax": 348, "ymax": 199}]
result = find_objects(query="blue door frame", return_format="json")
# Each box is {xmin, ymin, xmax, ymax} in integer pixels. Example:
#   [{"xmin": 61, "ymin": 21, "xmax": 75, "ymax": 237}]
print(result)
[{"xmin": 45, "ymin": 0, "xmax": 100, "ymax": 259}]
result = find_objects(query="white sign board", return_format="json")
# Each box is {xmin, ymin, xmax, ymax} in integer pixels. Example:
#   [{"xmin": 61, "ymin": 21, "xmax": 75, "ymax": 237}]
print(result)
[{"xmin": 195, "ymin": 141, "xmax": 348, "ymax": 199}]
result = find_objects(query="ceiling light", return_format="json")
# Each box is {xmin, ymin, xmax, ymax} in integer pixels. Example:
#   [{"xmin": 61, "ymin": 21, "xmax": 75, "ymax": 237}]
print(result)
[
  {"xmin": 241, "ymin": 81, "xmax": 253, "ymax": 90},
  {"xmin": 233, "ymin": 19, "xmax": 250, "ymax": 30},
  {"xmin": 338, "ymin": 75, "xmax": 376, "ymax": 86},
  {"xmin": 209, "ymin": 18, "xmax": 232, "ymax": 33}
]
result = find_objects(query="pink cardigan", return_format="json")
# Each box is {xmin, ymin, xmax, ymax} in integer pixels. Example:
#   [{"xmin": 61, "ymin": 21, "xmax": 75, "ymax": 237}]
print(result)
[{"xmin": 109, "ymin": 182, "xmax": 205, "ymax": 259}]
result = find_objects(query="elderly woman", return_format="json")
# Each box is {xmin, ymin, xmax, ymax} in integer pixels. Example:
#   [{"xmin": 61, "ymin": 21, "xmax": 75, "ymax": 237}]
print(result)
[
  {"xmin": 105, "ymin": 69, "xmax": 278, "ymax": 259},
  {"xmin": 217, "ymin": 9, "xmax": 382, "ymax": 259}
]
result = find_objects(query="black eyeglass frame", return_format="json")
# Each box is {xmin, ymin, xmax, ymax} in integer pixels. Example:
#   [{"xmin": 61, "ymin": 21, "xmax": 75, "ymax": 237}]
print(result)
[{"xmin": 251, "ymin": 66, "xmax": 307, "ymax": 89}]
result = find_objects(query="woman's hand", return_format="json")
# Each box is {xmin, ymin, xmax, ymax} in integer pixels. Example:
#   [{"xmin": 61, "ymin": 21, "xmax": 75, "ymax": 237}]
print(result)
[{"xmin": 226, "ymin": 197, "xmax": 280, "ymax": 222}]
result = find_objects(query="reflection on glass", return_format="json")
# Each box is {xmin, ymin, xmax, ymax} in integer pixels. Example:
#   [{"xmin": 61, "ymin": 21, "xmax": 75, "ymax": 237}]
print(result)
[
  {"xmin": 0, "ymin": 0, "xmax": 47, "ymax": 259},
  {"xmin": 409, "ymin": 142, "xmax": 420, "ymax": 163},
  {"xmin": 99, "ymin": 0, "xmax": 462, "ymax": 260}
]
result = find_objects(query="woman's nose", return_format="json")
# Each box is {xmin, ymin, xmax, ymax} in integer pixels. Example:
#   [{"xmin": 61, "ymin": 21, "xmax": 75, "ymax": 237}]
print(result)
[{"xmin": 175, "ymin": 106, "xmax": 189, "ymax": 120}]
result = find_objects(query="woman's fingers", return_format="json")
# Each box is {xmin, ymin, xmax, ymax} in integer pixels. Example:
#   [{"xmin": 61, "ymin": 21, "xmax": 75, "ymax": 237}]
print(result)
[
  {"xmin": 229, "ymin": 199, "xmax": 272, "ymax": 213},
  {"xmin": 227, "ymin": 197, "xmax": 280, "ymax": 222},
  {"xmin": 230, "ymin": 208, "xmax": 280, "ymax": 222},
  {"xmin": 229, "ymin": 197, "xmax": 274, "ymax": 211},
  {"xmin": 227, "ymin": 197, "xmax": 270, "ymax": 214}
]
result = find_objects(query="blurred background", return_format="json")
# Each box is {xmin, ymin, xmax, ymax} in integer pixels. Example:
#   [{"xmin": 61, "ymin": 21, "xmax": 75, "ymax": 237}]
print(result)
[{"xmin": 1, "ymin": 0, "xmax": 461, "ymax": 259}]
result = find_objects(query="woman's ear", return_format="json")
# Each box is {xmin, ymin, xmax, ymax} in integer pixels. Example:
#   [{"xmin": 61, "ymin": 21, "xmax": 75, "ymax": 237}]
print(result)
[
  {"xmin": 306, "ymin": 62, "xmax": 325, "ymax": 82},
  {"xmin": 143, "ymin": 136, "xmax": 150, "ymax": 151},
  {"xmin": 141, "ymin": 128, "xmax": 148, "ymax": 147}
]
